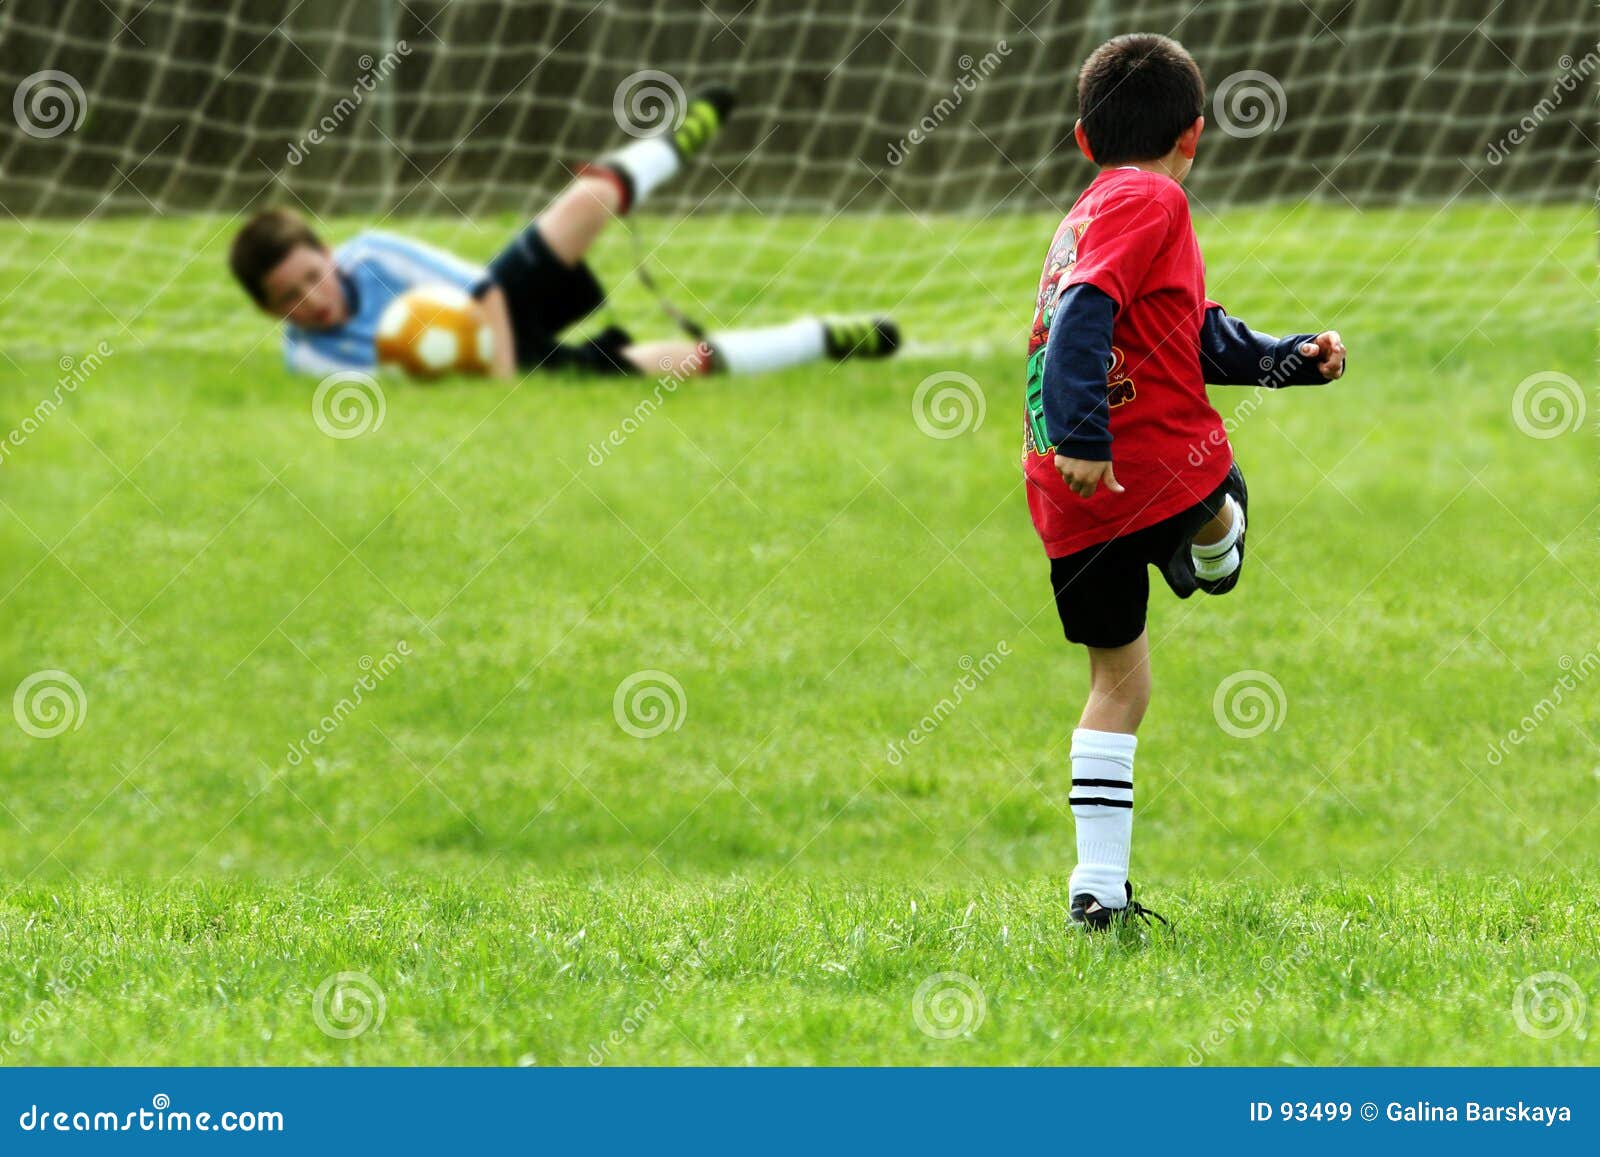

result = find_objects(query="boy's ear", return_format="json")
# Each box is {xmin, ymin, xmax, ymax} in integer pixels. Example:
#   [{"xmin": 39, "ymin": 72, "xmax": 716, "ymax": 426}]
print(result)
[
  {"xmin": 1177, "ymin": 115, "xmax": 1203, "ymax": 159},
  {"xmin": 1073, "ymin": 119, "xmax": 1094, "ymax": 163}
]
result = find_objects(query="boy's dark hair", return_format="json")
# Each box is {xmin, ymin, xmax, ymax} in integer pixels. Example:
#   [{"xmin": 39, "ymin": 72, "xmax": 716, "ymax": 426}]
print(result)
[
  {"xmin": 1076, "ymin": 33, "xmax": 1205, "ymax": 165},
  {"xmin": 229, "ymin": 207, "xmax": 323, "ymax": 305}
]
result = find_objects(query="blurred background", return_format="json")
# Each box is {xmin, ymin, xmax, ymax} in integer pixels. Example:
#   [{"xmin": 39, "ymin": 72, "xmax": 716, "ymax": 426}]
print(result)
[{"xmin": 0, "ymin": 0, "xmax": 1592, "ymax": 354}]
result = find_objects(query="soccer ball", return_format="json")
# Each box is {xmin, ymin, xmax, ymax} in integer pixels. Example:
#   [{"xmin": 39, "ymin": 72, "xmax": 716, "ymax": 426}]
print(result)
[{"xmin": 375, "ymin": 284, "xmax": 495, "ymax": 379}]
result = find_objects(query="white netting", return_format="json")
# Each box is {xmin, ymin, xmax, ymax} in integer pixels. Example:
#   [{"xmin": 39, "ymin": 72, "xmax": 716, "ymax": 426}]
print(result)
[{"xmin": 0, "ymin": 0, "xmax": 1592, "ymax": 359}]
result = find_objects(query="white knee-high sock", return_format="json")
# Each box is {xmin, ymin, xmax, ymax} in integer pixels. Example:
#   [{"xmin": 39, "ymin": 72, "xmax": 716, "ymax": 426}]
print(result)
[
  {"xmin": 1192, "ymin": 495, "xmax": 1244, "ymax": 581},
  {"xmin": 605, "ymin": 137, "xmax": 681, "ymax": 207},
  {"xmin": 1068, "ymin": 728, "xmax": 1136, "ymax": 908},
  {"xmin": 710, "ymin": 318, "xmax": 827, "ymax": 374}
]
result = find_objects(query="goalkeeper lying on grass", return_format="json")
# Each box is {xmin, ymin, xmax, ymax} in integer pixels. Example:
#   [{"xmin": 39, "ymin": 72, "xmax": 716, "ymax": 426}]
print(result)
[{"xmin": 228, "ymin": 84, "xmax": 898, "ymax": 379}]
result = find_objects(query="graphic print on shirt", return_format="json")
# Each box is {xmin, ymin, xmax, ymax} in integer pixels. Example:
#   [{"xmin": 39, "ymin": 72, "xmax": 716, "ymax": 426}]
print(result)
[
  {"xmin": 1104, "ymin": 344, "xmax": 1135, "ymax": 408},
  {"xmin": 1022, "ymin": 217, "xmax": 1122, "ymax": 457}
]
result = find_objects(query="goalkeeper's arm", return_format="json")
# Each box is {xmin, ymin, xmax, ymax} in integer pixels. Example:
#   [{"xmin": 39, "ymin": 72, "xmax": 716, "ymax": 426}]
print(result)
[{"xmin": 479, "ymin": 287, "xmax": 516, "ymax": 379}]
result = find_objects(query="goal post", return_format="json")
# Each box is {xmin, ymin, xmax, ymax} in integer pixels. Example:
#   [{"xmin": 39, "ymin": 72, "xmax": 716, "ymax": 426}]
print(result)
[{"xmin": 0, "ymin": 0, "xmax": 1592, "ymax": 358}]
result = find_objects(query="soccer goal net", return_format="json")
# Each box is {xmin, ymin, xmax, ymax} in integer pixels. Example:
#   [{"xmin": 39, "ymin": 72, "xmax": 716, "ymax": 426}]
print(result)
[{"xmin": 0, "ymin": 0, "xmax": 1592, "ymax": 359}]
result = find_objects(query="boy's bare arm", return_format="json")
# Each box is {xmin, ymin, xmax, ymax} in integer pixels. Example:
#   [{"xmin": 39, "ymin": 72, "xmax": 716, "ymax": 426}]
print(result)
[{"xmin": 480, "ymin": 287, "xmax": 517, "ymax": 379}]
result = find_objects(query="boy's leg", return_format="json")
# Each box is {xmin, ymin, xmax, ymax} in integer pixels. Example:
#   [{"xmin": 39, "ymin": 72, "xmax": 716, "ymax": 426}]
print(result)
[
  {"xmin": 1068, "ymin": 632, "xmax": 1149, "ymax": 911},
  {"xmin": 535, "ymin": 175, "xmax": 626, "ymax": 269},
  {"xmin": 1191, "ymin": 502, "xmax": 1235, "ymax": 548},
  {"xmin": 620, "ymin": 338, "xmax": 714, "ymax": 379},
  {"xmin": 542, "ymin": 83, "xmax": 737, "ymax": 267},
  {"xmin": 1190, "ymin": 463, "xmax": 1249, "ymax": 593},
  {"xmin": 1079, "ymin": 631, "xmax": 1152, "ymax": 733},
  {"xmin": 1191, "ymin": 494, "xmax": 1243, "ymax": 579},
  {"xmin": 1050, "ymin": 539, "xmax": 1151, "ymax": 916},
  {"xmin": 618, "ymin": 317, "xmax": 900, "ymax": 377},
  {"xmin": 1153, "ymin": 463, "xmax": 1250, "ymax": 599},
  {"xmin": 486, "ymin": 84, "xmax": 736, "ymax": 373}
]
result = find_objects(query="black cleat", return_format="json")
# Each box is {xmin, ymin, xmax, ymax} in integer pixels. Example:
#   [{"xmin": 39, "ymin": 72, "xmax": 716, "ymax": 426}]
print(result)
[
  {"xmin": 824, "ymin": 316, "xmax": 900, "ymax": 360},
  {"xmin": 672, "ymin": 82, "xmax": 737, "ymax": 159},
  {"xmin": 1195, "ymin": 463, "xmax": 1248, "ymax": 595},
  {"xmin": 1070, "ymin": 882, "xmax": 1170, "ymax": 932}
]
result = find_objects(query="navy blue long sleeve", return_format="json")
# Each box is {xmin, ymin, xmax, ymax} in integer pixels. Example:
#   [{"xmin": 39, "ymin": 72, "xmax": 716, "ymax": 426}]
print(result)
[
  {"xmin": 1040, "ymin": 282, "xmax": 1117, "ymax": 461},
  {"xmin": 1199, "ymin": 307, "xmax": 1330, "ymax": 387}
]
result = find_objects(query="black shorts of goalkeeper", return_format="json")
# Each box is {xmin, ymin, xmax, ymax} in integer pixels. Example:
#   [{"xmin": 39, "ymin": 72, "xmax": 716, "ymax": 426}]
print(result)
[{"xmin": 472, "ymin": 223, "xmax": 637, "ymax": 374}]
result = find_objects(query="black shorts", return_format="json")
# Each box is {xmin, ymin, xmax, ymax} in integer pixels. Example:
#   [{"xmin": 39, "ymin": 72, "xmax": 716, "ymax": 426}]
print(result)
[
  {"xmin": 1048, "ymin": 464, "xmax": 1247, "ymax": 649},
  {"xmin": 475, "ymin": 225, "xmax": 636, "ymax": 375}
]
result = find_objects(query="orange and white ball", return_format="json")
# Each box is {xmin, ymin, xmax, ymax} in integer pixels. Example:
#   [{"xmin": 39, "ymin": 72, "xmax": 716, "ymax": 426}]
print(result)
[{"xmin": 375, "ymin": 284, "xmax": 495, "ymax": 379}]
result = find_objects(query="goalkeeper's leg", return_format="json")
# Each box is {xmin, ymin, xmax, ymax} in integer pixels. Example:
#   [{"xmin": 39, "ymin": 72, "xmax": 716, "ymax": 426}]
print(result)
[
  {"xmin": 540, "ymin": 83, "xmax": 736, "ymax": 266},
  {"xmin": 620, "ymin": 317, "xmax": 901, "ymax": 377}
]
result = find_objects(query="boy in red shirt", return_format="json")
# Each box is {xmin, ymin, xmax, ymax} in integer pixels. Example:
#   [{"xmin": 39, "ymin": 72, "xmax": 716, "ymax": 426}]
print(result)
[{"xmin": 1024, "ymin": 34, "xmax": 1347, "ymax": 928}]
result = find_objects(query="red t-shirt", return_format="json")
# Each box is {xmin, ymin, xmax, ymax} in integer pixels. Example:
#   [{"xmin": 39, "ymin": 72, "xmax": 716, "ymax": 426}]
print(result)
[{"xmin": 1022, "ymin": 167, "xmax": 1231, "ymax": 557}]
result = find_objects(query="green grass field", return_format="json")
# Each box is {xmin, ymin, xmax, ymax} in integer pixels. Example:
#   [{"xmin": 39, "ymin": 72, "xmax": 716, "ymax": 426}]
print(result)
[{"xmin": 0, "ymin": 202, "xmax": 1595, "ymax": 1064}]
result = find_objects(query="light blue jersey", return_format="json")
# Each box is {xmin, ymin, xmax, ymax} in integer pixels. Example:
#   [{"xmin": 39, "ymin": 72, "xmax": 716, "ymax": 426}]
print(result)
[{"xmin": 282, "ymin": 231, "xmax": 486, "ymax": 375}]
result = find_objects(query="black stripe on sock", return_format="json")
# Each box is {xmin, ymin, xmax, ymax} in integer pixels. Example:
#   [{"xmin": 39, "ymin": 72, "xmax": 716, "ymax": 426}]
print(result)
[
  {"xmin": 1071, "ymin": 777, "xmax": 1132, "ymax": 788},
  {"xmin": 1069, "ymin": 796, "xmax": 1133, "ymax": 808}
]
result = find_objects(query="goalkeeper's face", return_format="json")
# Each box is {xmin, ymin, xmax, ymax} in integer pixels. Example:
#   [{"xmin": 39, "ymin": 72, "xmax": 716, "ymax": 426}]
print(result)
[{"xmin": 260, "ymin": 243, "xmax": 349, "ymax": 331}]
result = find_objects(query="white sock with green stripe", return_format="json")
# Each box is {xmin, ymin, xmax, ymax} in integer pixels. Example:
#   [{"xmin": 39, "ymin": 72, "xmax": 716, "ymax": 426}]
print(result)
[{"xmin": 1068, "ymin": 728, "xmax": 1135, "ymax": 909}]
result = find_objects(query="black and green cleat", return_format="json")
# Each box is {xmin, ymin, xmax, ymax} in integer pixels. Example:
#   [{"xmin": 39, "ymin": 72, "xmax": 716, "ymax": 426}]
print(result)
[
  {"xmin": 823, "ymin": 316, "xmax": 901, "ymax": 361},
  {"xmin": 672, "ymin": 82, "xmax": 737, "ymax": 160}
]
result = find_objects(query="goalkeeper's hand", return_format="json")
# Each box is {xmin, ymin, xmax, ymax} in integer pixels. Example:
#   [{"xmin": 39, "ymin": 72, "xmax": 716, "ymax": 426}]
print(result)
[
  {"xmin": 1299, "ymin": 330, "xmax": 1346, "ymax": 380},
  {"xmin": 1053, "ymin": 455, "xmax": 1124, "ymax": 499}
]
